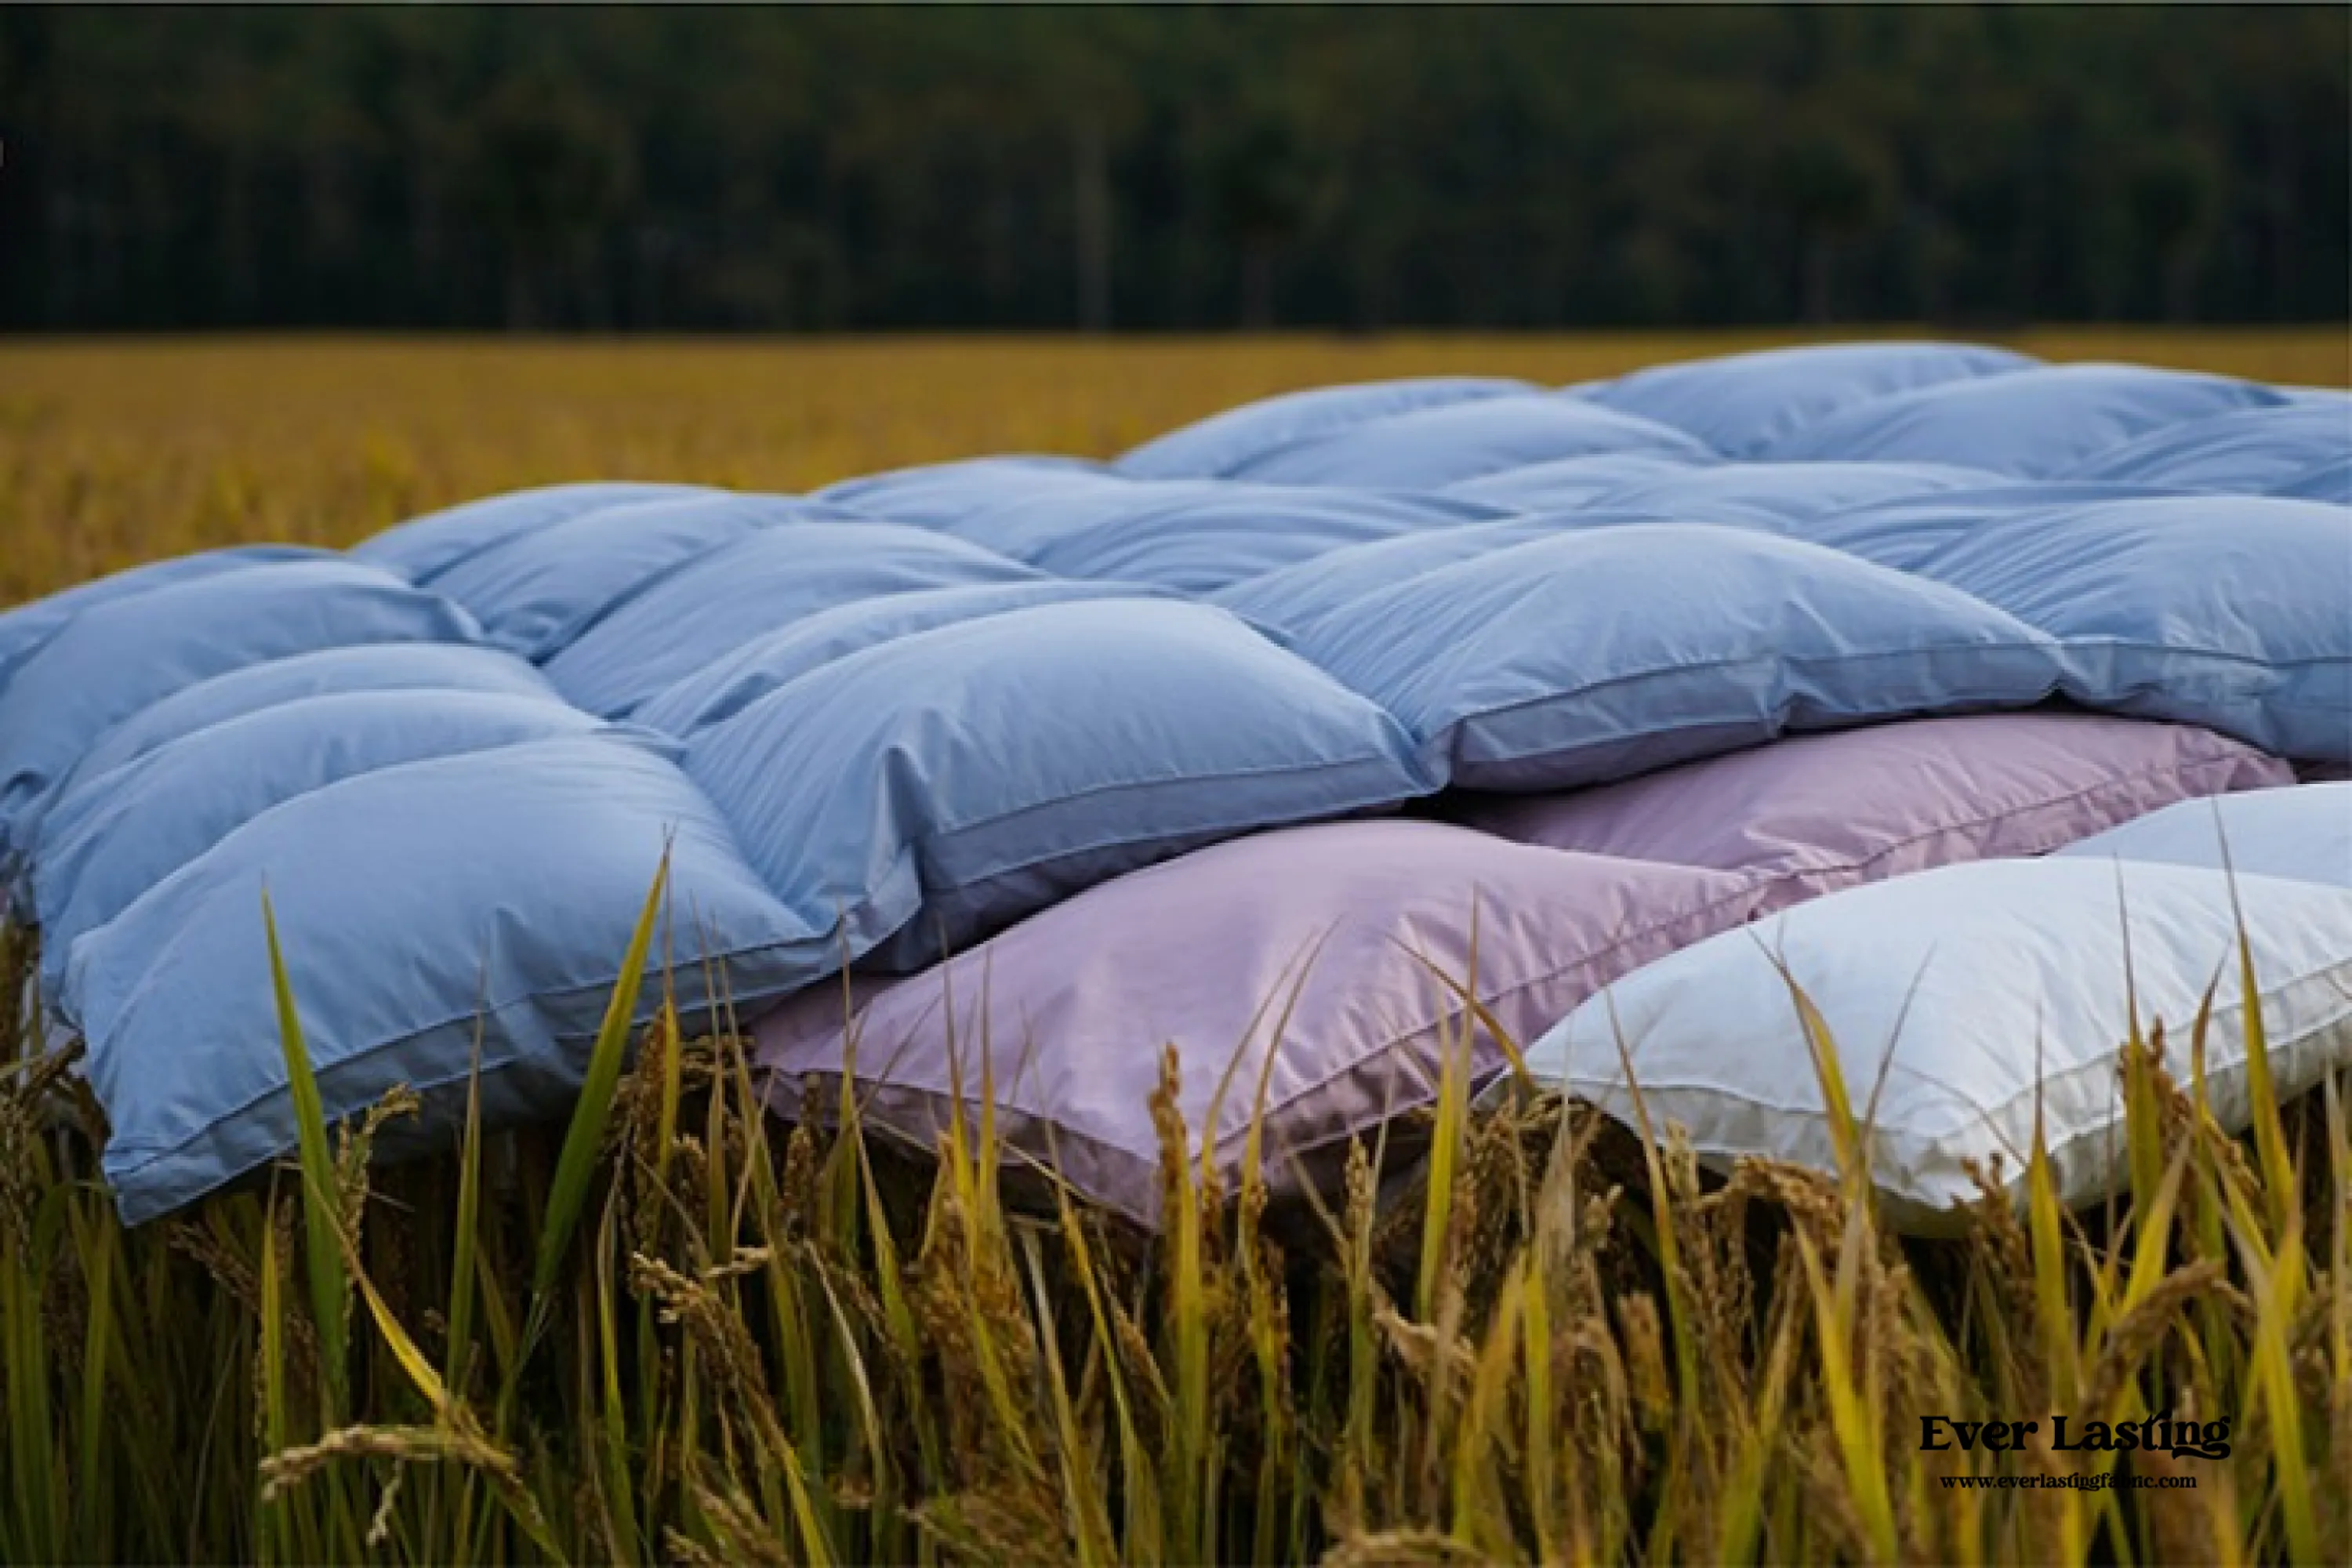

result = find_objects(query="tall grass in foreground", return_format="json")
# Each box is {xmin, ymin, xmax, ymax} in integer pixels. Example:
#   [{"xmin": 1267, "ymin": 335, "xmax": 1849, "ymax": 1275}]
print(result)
[{"xmin": 0, "ymin": 898, "xmax": 2343, "ymax": 1565}]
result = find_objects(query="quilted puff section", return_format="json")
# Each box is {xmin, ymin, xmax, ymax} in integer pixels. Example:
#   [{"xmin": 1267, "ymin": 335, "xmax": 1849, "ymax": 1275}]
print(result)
[
  {"xmin": 1762, "ymin": 362, "xmax": 2287, "ymax": 476},
  {"xmin": 1442, "ymin": 451, "xmax": 1704, "ymax": 509},
  {"xmin": 2056, "ymin": 779, "xmax": 2352, "ymax": 889},
  {"xmin": 1515, "ymin": 850, "xmax": 2352, "ymax": 1229},
  {"xmin": 684, "ymin": 597, "xmax": 1431, "ymax": 975},
  {"xmin": 64, "ymin": 735, "xmax": 825, "ymax": 1225},
  {"xmin": 350, "ymin": 480, "xmax": 721, "ymax": 582},
  {"xmin": 1445, "ymin": 712, "xmax": 2292, "ymax": 908},
  {"xmin": 1229, "ymin": 393, "xmax": 1716, "ymax": 488},
  {"xmin": 933, "ymin": 480, "xmax": 1505, "ymax": 586},
  {"xmin": 2063, "ymin": 399, "xmax": 2352, "ymax": 494},
  {"xmin": 632, "ymin": 579, "xmax": 1178, "ymax": 739},
  {"xmin": 878, "ymin": 474, "xmax": 1209, "ymax": 561},
  {"xmin": 540, "ymin": 521, "xmax": 1044, "ymax": 717},
  {"xmin": 1802, "ymin": 481, "xmax": 2177, "ymax": 574},
  {"xmin": 0, "ymin": 558, "xmax": 487, "ymax": 857},
  {"xmin": 753, "ymin": 818, "xmax": 1762, "ymax": 1224},
  {"xmin": 0, "ymin": 543, "xmax": 331, "ymax": 694},
  {"xmin": 1114, "ymin": 376, "xmax": 1533, "ymax": 480},
  {"xmin": 1289, "ymin": 521, "xmax": 2069, "ymax": 790},
  {"xmin": 1213, "ymin": 515, "xmax": 1584, "ymax": 634},
  {"xmin": 426, "ymin": 490, "xmax": 848, "ymax": 660},
  {"xmin": 31, "ymin": 688, "xmax": 626, "ymax": 1000},
  {"xmin": 818, "ymin": 455, "xmax": 1112, "ymax": 530},
  {"xmin": 57, "ymin": 642, "xmax": 563, "ymax": 791},
  {"xmin": 1898, "ymin": 494, "xmax": 2352, "ymax": 760},
  {"xmin": 1581, "ymin": 339, "xmax": 2039, "ymax": 457},
  {"xmin": 1576, "ymin": 459, "xmax": 2006, "ymax": 535},
  {"xmin": 1023, "ymin": 487, "xmax": 1506, "ymax": 595}
]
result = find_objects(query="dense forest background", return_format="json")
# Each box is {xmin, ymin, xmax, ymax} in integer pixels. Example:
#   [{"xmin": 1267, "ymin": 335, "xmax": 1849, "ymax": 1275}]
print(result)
[{"xmin": 1, "ymin": 5, "xmax": 2345, "ymax": 334}]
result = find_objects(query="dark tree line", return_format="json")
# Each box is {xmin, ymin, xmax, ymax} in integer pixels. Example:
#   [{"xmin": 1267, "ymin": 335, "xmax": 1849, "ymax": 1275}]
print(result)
[{"xmin": 1, "ymin": 5, "xmax": 2344, "ymax": 333}]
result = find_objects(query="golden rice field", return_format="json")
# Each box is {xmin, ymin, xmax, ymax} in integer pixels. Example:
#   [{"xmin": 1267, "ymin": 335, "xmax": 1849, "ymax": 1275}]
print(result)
[
  {"xmin": 1, "ymin": 332, "xmax": 2346, "ymax": 1565},
  {"xmin": 2, "ymin": 328, "xmax": 2346, "ymax": 608}
]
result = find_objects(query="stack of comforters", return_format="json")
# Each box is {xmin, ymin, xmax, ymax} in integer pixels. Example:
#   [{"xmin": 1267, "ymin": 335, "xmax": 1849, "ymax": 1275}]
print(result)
[{"xmin": 0, "ymin": 342, "xmax": 2343, "ymax": 1226}]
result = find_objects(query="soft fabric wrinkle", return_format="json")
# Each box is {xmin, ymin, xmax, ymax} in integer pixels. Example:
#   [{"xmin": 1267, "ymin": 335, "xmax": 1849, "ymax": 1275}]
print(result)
[
  {"xmin": 428, "ymin": 490, "xmax": 846, "ymax": 659},
  {"xmin": 354, "ymin": 480, "xmax": 722, "ymax": 582},
  {"xmin": 1116, "ymin": 376, "xmax": 1533, "ymax": 479},
  {"xmin": 541, "ymin": 521, "xmax": 1044, "ymax": 717},
  {"xmin": 1582, "ymin": 340, "xmax": 2038, "ymax": 456},
  {"xmin": 1232, "ymin": 393, "xmax": 1715, "ymax": 487}
]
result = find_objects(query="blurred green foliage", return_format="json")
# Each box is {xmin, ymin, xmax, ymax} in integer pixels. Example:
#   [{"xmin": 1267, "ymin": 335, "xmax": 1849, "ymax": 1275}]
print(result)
[{"xmin": 0, "ymin": 5, "xmax": 2343, "ymax": 331}]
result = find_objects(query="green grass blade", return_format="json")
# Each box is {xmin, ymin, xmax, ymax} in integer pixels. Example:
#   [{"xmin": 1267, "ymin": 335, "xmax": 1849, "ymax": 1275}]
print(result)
[
  {"xmin": 262, "ymin": 891, "xmax": 349, "ymax": 1412},
  {"xmin": 532, "ymin": 850, "xmax": 670, "ymax": 1305},
  {"xmin": 444, "ymin": 1017, "xmax": 486, "ymax": 1401}
]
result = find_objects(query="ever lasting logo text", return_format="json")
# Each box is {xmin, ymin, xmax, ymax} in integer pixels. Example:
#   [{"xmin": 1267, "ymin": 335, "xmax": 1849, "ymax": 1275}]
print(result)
[{"xmin": 1920, "ymin": 1410, "xmax": 2230, "ymax": 1460}]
